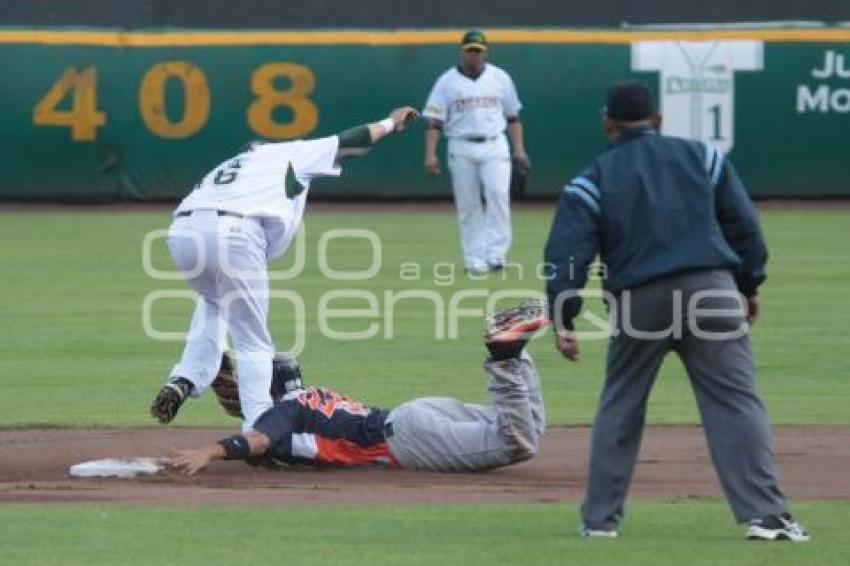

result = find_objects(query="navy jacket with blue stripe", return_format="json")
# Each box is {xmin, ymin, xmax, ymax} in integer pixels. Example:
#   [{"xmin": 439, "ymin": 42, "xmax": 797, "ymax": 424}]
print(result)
[{"xmin": 544, "ymin": 127, "xmax": 768, "ymax": 330}]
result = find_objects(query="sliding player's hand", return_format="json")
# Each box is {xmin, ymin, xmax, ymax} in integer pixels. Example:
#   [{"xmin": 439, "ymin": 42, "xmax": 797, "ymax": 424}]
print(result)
[{"xmin": 169, "ymin": 447, "xmax": 213, "ymax": 476}]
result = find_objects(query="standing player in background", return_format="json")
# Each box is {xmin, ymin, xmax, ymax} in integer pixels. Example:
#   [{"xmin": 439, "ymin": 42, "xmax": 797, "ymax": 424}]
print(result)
[
  {"xmin": 150, "ymin": 106, "xmax": 419, "ymax": 431},
  {"xmin": 423, "ymin": 30, "xmax": 529, "ymax": 274}
]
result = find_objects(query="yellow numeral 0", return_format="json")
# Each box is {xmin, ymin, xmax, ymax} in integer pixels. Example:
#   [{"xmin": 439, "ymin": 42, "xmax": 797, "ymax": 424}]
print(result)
[
  {"xmin": 139, "ymin": 61, "xmax": 210, "ymax": 139},
  {"xmin": 247, "ymin": 62, "xmax": 318, "ymax": 139}
]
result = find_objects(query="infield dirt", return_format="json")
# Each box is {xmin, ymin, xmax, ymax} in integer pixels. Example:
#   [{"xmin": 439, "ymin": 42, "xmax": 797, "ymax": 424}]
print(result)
[{"xmin": 1, "ymin": 425, "xmax": 847, "ymax": 506}]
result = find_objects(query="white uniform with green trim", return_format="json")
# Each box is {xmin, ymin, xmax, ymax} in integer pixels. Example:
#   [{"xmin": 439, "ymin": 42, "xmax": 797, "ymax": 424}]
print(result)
[
  {"xmin": 168, "ymin": 137, "xmax": 340, "ymax": 430},
  {"xmin": 423, "ymin": 64, "xmax": 522, "ymax": 271}
]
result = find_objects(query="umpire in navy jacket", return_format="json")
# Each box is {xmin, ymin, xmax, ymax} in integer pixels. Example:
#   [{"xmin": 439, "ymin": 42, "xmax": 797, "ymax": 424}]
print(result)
[{"xmin": 544, "ymin": 81, "xmax": 809, "ymax": 541}]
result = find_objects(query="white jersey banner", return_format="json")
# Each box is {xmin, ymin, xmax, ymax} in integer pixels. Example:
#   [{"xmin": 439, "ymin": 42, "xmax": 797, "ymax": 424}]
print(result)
[{"xmin": 632, "ymin": 41, "xmax": 764, "ymax": 154}]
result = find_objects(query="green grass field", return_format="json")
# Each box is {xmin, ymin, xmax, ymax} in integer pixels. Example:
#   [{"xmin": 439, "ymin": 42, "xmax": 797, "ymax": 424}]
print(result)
[
  {"xmin": 1, "ymin": 208, "xmax": 849, "ymax": 426},
  {"xmin": 1, "ymin": 502, "xmax": 848, "ymax": 565},
  {"xmin": 1, "ymin": 207, "xmax": 848, "ymax": 564}
]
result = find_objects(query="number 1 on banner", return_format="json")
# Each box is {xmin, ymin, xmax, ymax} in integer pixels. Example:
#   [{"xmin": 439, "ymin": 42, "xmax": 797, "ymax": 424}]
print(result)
[
  {"xmin": 708, "ymin": 104, "xmax": 724, "ymax": 141},
  {"xmin": 33, "ymin": 66, "xmax": 106, "ymax": 141}
]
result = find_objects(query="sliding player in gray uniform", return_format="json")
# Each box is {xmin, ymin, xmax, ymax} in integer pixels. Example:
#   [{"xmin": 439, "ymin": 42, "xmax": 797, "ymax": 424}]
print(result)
[
  {"xmin": 151, "ymin": 106, "xmax": 419, "ymax": 431},
  {"xmin": 423, "ymin": 30, "xmax": 529, "ymax": 274},
  {"xmin": 169, "ymin": 301, "xmax": 547, "ymax": 474}
]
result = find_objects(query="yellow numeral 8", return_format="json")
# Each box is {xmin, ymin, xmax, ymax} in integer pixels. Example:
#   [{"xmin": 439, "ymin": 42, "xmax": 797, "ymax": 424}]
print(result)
[{"xmin": 247, "ymin": 62, "xmax": 318, "ymax": 139}]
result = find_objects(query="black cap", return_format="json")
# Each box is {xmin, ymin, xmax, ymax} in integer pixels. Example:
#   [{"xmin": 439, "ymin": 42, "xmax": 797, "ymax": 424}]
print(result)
[
  {"xmin": 603, "ymin": 81, "xmax": 655, "ymax": 122},
  {"xmin": 461, "ymin": 30, "xmax": 488, "ymax": 51}
]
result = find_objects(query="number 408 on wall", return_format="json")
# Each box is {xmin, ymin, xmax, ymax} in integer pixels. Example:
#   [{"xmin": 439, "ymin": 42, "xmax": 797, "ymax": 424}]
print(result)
[{"xmin": 32, "ymin": 61, "xmax": 319, "ymax": 141}]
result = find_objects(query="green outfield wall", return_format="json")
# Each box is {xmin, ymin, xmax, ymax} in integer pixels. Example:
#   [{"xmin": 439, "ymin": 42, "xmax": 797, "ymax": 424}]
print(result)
[{"xmin": 1, "ymin": 27, "xmax": 849, "ymax": 201}]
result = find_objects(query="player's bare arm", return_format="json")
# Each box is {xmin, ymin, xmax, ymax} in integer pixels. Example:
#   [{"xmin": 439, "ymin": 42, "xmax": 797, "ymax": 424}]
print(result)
[
  {"xmin": 169, "ymin": 430, "xmax": 271, "ymax": 476},
  {"xmin": 507, "ymin": 117, "xmax": 529, "ymax": 166},
  {"xmin": 424, "ymin": 120, "xmax": 442, "ymax": 174}
]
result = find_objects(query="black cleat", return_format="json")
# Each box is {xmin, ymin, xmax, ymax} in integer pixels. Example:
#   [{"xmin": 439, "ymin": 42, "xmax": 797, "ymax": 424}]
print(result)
[{"xmin": 150, "ymin": 377, "xmax": 194, "ymax": 424}]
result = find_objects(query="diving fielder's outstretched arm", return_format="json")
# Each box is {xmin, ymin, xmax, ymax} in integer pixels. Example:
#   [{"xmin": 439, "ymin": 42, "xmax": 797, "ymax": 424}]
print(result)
[{"xmin": 335, "ymin": 106, "xmax": 419, "ymax": 159}]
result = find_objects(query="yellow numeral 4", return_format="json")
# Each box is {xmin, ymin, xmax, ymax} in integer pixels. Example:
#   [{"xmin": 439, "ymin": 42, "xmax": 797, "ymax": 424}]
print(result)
[{"xmin": 33, "ymin": 66, "xmax": 106, "ymax": 141}]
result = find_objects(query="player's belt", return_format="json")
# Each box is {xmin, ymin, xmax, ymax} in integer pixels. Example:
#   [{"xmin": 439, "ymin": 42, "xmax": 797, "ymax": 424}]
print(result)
[
  {"xmin": 175, "ymin": 209, "xmax": 244, "ymax": 219},
  {"xmin": 460, "ymin": 135, "xmax": 499, "ymax": 143}
]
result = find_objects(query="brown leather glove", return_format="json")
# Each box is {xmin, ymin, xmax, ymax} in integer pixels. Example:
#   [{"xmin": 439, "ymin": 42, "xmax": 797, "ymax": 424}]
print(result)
[{"xmin": 211, "ymin": 353, "xmax": 243, "ymax": 419}]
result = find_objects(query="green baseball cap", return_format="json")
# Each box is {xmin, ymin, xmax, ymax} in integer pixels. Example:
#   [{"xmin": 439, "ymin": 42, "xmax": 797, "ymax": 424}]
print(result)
[{"xmin": 461, "ymin": 30, "xmax": 488, "ymax": 51}]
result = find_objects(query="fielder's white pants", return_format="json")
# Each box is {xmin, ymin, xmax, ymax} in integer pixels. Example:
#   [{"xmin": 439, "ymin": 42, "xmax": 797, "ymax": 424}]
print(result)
[
  {"xmin": 167, "ymin": 210, "xmax": 274, "ymax": 431},
  {"xmin": 447, "ymin": 135, "xmax": 512, "ymax": 271}
]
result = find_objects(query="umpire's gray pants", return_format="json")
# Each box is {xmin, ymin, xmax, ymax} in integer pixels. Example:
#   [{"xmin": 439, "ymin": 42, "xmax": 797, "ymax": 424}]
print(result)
[
  {"xmin": 582, "ymin": 269, "xmax": 787, "ymax": 529},
  {"xmin": 386, "ymin": 351, "xmax": 545, "ymax": 472}
]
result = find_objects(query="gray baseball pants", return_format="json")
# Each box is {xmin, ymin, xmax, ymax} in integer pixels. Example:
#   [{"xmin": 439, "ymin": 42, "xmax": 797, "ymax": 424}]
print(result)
[
  {"xmin": 386, "ymin": 351, "xmax": 545, "ymax": 472},
  {"xmin": 582, "ymin": 269, "xmax": 788, "ymax": 530}
]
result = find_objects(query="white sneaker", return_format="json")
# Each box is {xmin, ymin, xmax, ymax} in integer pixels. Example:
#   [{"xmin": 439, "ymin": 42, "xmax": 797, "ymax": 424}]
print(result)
[
  {"xmin": 465, "ymin": 261, "xmax": 489, "ymax": 275},
  {"xmin": 746, "ymin": 513, "xmax": 811, "ymax": 542},
  {"xmin": 580, "ymin": 524, "xmax": 618, "ymax": 538}
]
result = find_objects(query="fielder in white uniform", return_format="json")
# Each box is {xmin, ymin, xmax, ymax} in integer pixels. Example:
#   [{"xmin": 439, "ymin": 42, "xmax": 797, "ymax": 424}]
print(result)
[
  {"xmin": 423, "ymin": 30, "xmax": 529, "ymax": 273},
  {"xmin": 151, "ymin": 106, "xmax": 419, "ymax": 431}
]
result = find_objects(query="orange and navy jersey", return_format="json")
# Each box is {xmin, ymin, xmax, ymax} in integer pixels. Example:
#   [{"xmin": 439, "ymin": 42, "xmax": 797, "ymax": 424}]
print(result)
[{"xmin": 252, "ymin": 386, "xmax": 398, "ymax": 468}]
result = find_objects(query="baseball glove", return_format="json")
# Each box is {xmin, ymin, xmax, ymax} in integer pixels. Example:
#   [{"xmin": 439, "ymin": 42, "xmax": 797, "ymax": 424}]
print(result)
[
  {"xmin": 211, "ymin": 352, "xmax": 306, "ymax": 420},
  {"xmin": 211, "ymin": 353, "xmax": 243, "ymax": 419},
  {"xmin": 510, "ymin": 156, "xmax": 531, "ymax": 199}
]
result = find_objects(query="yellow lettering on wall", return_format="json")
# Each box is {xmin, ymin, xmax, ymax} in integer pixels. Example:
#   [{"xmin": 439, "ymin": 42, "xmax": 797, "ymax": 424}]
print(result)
[
  {"xmin": 33, "ymin": 66, "xmax": 105, "ymax": 141},
  {"xmin": 139, "ymin": 61, "xmax": 210, "ymax": 138},
  {"xmin": 247, "ymin": 62, "xmax": 318, "ymax": 139}
]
